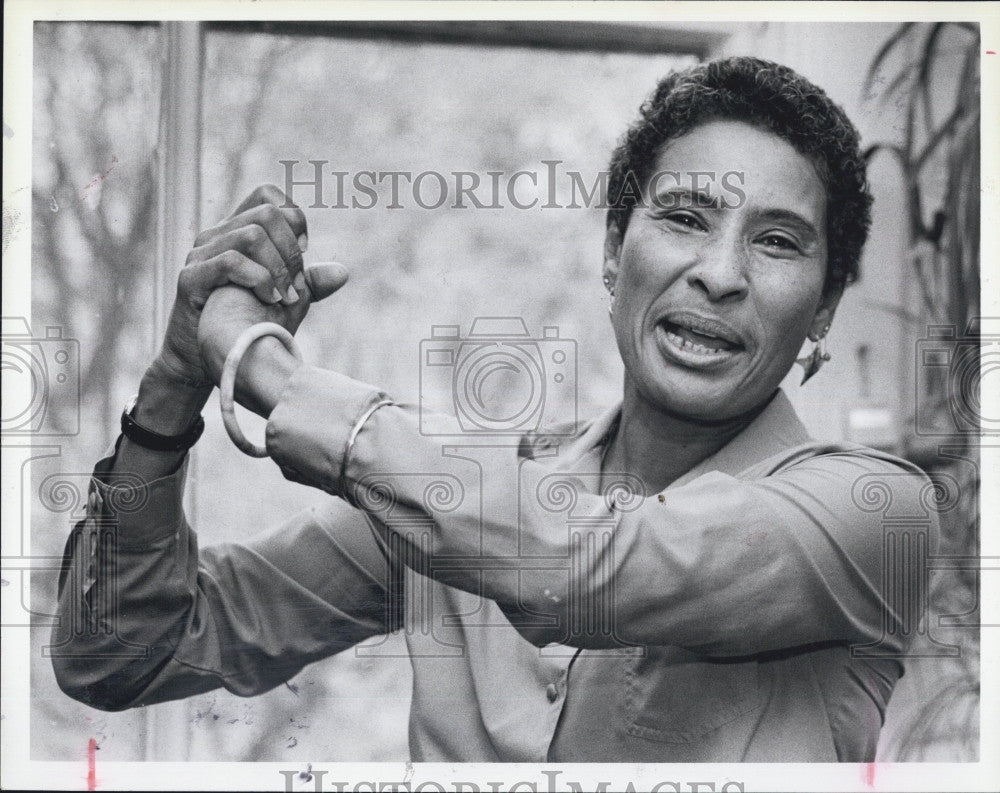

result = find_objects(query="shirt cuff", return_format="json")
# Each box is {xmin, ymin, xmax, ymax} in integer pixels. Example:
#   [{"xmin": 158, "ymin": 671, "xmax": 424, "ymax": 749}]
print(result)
[
  {"xmin": 264, "ymin": 365, "xmax": 389, "ymax": 494},
  {"xmin": 91, "ymin": 437, "xmax": 190, "ymax": 549}
]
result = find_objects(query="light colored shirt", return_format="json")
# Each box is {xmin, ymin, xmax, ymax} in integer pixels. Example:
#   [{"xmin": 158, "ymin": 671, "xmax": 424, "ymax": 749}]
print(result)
[{"xmin": 52, "ymin": 367, "xmax": 933, "ymax": 762}]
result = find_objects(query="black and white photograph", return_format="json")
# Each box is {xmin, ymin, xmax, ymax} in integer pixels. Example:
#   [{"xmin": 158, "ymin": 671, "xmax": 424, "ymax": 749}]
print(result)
[{"xmin": 2, "ymin": 2, "xmax": 998, "ymax": 791}]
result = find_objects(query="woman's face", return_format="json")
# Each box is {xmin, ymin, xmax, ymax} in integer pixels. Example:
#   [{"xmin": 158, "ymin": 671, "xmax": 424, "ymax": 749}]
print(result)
[{"xmin": 605, "ymin": 119, "xmax": 840, "ymax": 422}]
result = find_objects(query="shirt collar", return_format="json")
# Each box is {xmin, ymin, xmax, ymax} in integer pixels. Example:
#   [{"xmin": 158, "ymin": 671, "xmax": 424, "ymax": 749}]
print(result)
[{"xmin": 555, "ymin": 388, "xmax": 811, "ymax": 484}]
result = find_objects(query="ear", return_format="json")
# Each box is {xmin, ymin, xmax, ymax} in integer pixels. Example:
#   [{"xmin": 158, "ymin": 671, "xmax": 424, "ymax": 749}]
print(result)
[
  {"xmin": 809, "ymin": 285, "xmax": 843, "ymax": 341},
  {"xmin": 603, "ymin": 220, "xmax": 624, "ymax": 290}
]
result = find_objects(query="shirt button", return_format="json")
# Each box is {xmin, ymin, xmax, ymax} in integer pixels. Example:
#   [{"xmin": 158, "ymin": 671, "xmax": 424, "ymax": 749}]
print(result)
[{"xmin": 545, "ymin": 683, "xmax": 559, "ymax": 703}]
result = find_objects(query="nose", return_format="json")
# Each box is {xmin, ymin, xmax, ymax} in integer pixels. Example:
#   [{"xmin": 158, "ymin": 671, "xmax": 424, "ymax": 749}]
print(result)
[{"xmin": 685, "ymin": 234, "xmax": 749, "ymax": 303}]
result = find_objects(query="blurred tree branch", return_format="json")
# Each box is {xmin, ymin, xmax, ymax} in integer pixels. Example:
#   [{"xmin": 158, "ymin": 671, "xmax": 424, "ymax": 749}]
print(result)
[{"xmin": 33, "ymin": 26, "xmax": 160, "ymax": 432}]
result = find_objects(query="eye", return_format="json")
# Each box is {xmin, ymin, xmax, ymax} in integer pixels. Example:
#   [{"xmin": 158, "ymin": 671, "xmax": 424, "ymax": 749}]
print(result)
[
  {"xmin": 756, "ymin": 232, "xmax": 801, "ymax": 253},
  {"xmin": 663, "ymin": 211, "xmax": 707, "ymax": 232}
]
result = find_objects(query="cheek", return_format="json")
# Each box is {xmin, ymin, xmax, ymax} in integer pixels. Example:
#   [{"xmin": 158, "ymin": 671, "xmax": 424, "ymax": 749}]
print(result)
[
  {"xmin": 756, "ymin": 276, "xmax": 824, "ymax": 352},
  {"xmin": 611, "ymin": 249, "xmax": 658, "ymax": 365},
  {"xmin": 616, "ymin": 228, "xmax": 683, "ymax": 310}
]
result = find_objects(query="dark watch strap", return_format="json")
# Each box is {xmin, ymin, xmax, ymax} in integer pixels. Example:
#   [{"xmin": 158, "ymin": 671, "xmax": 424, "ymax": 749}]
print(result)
[{"xmin": 121, "ymin": 395, "xmax": 205, "ymax": 452}]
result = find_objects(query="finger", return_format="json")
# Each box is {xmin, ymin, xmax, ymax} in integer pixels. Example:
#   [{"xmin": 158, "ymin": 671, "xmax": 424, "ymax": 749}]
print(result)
[
  {"xmin": 183, "ymin": 250, "xmax": 282, "ymax": 307},
  {"xmin": 197, "ymin": 203, "xmax": 305, "ymax": 284},
  {"xmin": 228, "ymin": 184, "xmax": 308, "ymax": 250},
  {"xmin": 303, "ymin": 262, "xmax": 350, "ymax": 302},
  {"xmin": 188, "ymin": 226, "xmax": 299, "ymax": 305}
]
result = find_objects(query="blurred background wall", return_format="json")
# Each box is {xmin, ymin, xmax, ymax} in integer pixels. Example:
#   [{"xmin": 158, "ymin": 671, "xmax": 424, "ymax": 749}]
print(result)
[{"xmin": 25, "ymin": 20, "xmax": 980, "ymax": 764}]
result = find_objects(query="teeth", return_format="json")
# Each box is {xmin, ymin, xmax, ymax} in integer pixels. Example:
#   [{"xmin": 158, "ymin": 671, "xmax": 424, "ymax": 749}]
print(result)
[{"xmin": 664, "ymin": 330, "xmax": 729, "ymax": 356}]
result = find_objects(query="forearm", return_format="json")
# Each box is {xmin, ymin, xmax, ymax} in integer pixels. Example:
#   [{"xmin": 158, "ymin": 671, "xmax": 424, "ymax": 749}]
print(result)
[
  {"xmin": 350, "ymin": 430, "xmax": 922, "ymax": 655},
  {"xmin": 261, "ymin": 364, "xmax": 926, "ymax": 656},
  {"xmin": 53, "ymin": 350, "xmax": 398, "ymax": 709},
  {"xmin": 228, "ymin": 335, "xmax": 301, "ymax": 419},
  {"xmin": 52, "ymin": 453, "xmax": 398, "ymax": 710}
]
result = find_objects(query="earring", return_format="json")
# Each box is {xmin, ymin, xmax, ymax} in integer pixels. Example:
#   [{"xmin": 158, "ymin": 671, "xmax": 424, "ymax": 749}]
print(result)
[
  {"xmin": 603, "ymin": 276, "xmax": 615, "ymax": 317},
  {"xmin": 796, "ymin": 327, "xmax": 831, "ymax": 385}
]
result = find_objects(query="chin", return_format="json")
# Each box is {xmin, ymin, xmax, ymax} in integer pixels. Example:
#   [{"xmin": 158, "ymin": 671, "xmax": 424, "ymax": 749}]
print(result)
[
  {"xmin": 637, "ymin": 359, "xmax": 777, "ymax": 424},
  {"xmin": 641, "ymin": 378, "xmax": 739, "ymax": 423}
]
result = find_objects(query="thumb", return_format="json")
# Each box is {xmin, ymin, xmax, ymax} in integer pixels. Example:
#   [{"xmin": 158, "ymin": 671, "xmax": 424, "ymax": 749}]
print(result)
[{"xmin": 304, "ymin": 262, "xmax": 349, "ymax": 302}]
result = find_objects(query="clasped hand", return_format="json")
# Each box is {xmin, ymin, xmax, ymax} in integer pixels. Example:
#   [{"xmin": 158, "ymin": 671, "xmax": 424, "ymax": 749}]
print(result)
[{"xmin": 155, "ymin": 185, "xmax": 348, "ymax": 413}]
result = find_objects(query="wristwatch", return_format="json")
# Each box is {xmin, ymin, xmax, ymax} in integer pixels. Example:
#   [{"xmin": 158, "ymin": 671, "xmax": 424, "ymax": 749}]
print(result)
[{"xmin": 121, "ymin": 394, "xmax": 205, "ymax": 452}]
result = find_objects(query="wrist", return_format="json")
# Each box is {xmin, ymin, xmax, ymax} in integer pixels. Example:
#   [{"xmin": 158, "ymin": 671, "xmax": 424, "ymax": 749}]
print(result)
[
  {"xmin": 151, "ymin": 347, "xmax": 212, "ymax": 389},
  {"xmin": 112, "ymin": 362, "xmax": 212, "ymax": 475},
  {"xmin": 234, "ymin": 335, "xmax": 303, "ymax": 419},
  {"xmin": 136, "ymin": 359, "xmax": 214, "ymax": 435}
]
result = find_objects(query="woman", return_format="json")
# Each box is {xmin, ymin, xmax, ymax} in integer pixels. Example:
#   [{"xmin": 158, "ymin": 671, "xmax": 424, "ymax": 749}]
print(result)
[{"xmin": 53, "ymin": 57, "xmax": 931, "ymax": 762}]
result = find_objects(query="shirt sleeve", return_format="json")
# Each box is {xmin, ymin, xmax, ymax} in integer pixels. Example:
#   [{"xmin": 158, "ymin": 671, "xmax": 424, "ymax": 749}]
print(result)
[
  {"xmin": 264, "ymin": 366, "xmax": 934, "ymax": 658},
  {"xmin": 51, "ymin": 437, "xmax": 401, "ymax": 712}
]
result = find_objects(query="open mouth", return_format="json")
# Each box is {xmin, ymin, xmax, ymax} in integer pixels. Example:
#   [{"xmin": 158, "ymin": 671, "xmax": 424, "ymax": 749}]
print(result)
[{"xmin": 655, "ymin": 313, "xmax": 745, "ymax": 363}]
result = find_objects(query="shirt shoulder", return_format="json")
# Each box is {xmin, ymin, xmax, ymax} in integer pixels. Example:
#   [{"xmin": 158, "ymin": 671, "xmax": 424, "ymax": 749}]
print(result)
[
  {"xmin": 741, "ymin": 440, "xmax": 940, "ymax": 528},
  {"xmin": 748, "ymin": 439, "xmax": 929, "ymax": 481}
]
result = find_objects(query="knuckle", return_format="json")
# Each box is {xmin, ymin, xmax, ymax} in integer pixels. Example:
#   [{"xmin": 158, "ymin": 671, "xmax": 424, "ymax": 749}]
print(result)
[
  {"xmin": 220, "ymin": 249, "xmax": 245, "ymax": 269},
  {"xmin": 258, "ymin": 203, "xmax": 281, "ymax": 223},
  {"xmin": 241, "ymin": 224, "xmax": 267, "ymax": 247}
]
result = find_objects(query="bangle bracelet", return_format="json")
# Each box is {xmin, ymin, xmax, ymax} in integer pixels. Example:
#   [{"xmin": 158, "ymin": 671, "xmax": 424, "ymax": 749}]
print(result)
[
  {"xmin": 220, "ymin": 322, "xmax": 303, "ymax": 458},
  {"xmin": 340, "ymin": 398, "xmax": 394, "ymax": 500}
]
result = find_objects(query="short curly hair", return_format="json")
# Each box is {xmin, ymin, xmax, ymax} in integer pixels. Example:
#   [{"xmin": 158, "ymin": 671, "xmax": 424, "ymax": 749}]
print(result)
[{"xmin": 607, "ymin": 56, "xmax": 873, "ymax": 296}]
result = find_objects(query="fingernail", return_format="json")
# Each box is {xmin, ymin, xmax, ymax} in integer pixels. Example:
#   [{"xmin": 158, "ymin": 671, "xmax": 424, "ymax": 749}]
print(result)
[
  {"xmin": 297, "ymin": 233, "xmax": 308, "ymax": 252},
  {"xmin": 293, "ymin": 271, "xmax": 306, "ymax": 293},
  {"xmin": 272, "ymin": 288, "xmax": 283, "ymax": 303},
  {"xmin": 286, "ymin": 285, "xmax": 299, "ymax": 303}
]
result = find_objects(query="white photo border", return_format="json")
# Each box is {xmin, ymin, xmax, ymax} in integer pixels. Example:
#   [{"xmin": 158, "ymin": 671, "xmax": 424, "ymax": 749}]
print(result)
[{"xmin": 3, "ymin": 2, "xmax": 998, "ymax": 791}]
